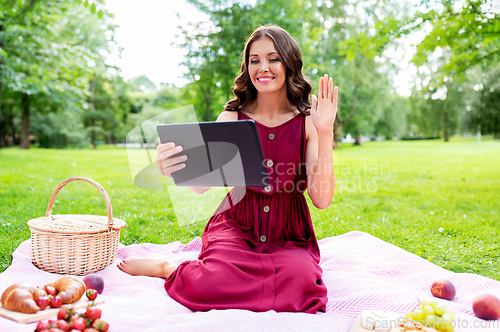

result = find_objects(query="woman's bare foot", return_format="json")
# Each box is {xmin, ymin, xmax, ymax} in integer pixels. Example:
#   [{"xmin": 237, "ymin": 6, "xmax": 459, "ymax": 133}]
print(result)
[{"xmin": 117, "ymin": 257, "xmax": 179, "ymax": 279}]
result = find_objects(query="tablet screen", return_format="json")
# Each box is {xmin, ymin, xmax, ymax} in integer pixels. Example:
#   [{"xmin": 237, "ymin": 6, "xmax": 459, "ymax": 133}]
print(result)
[{"xmin": 157, "ymin": 120, "xmax": 269, "ymax": 187}]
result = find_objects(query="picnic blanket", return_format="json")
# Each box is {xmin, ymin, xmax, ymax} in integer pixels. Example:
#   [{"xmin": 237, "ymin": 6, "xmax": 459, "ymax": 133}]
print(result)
[{"xmin": 1, "ymin": 231, "xmax": 499, "ymax": 332}]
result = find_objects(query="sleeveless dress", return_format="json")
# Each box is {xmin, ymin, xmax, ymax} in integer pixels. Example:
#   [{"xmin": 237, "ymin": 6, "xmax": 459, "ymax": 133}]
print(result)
[{"xmin": 164, "ymin": 111, "xmax": 328, "ymax": 314}]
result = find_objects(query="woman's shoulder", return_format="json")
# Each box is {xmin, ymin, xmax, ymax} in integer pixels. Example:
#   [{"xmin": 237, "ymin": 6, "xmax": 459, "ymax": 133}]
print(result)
[{"xmin": 216, "ymin": 110, "xmax": 239, "ymax": 122}]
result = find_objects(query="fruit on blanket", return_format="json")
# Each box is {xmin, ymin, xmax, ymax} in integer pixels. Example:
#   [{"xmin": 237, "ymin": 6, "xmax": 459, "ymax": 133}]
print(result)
[
  {"xmin": 55, "ymin": 319, "xmax": 70, "ymax": 331},
  {"xmin": 37, "ymin": 303, "xmax": 109, "ymax": 332},
  {"xmin": 70, "ymin": 317, "xmax": 87, "ymax": 330},
  {"xmin": 405, "ymin": 299, "xmax": 455, "ymax": 332},
  {"xmin": 35, "ymin": 296, "xmax": 51, "ymax": 310},
  {"xmin": 83, "ymin": 275, "xmax": 105, "ymax": 294},
  {"xmin": 49, "ymin": 276, "xmax": 86, "ymax": 304},
  {"xmin": 472, "ymin": 293, "xmax": 500, "ymax": 320},
  {"xmin": 0, "ymin": 282, "xmax": 40, "ymax": 313},
  {"xmin": 431, "ymin": 279, "xmax": 456, "ymax": 301},
  {"xmin": 86, "ymin": 289, "xmax": 98, "ymax": 301},
  {"xmin": 92, "ymin": 319, "xmax": 109, "ymax": 332},
  {"xmin": 58, "ymin": 307, "xmax": 74, "ymax": 321},
  {"xmin": 50, "ymin": 295, "xmax": 63, "ymax": 308},
  {"xmin": 85, "ymin": 307, "xmax": 102, "ymax": 320},
  {"xmin": 36, "ymin": 320, "xmax": 50, "ymax": 331}
]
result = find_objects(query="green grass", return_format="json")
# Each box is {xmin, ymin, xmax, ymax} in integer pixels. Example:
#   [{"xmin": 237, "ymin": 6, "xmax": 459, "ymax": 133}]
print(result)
[{"xmin": 0, "ymin": 139, "xmax": 499, "ymax": 281}]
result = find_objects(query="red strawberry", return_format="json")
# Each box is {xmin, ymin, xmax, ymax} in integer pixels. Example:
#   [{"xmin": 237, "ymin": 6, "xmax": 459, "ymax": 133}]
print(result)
[
  {"xmin": 86, "ymin": 289, "xmax": 98, "ymax": 301},
  {"xmin": 55, "ymin": 319, "xmax": 70, "ymax": 332},
  {"xmin": 50, "ymin": 295, "xmax": 62, "ymax": 308},
  {"xmin": 84, "ymin": 307, "xmax": 102, "ymax": 320},
  {"xmin": 92, "ymin": 319, "xmax": 109, "ymax": 332},
  {"xmin": 83, "ymin": 329, "xmax": 100, "ymax": 332},
  {"xmin": 44, "ymin": 285, "xmax": 57, "ymax": 296},
  {"xmin": 36, "ymin": 320, "xmax": 50, "ymax": 331},
  {"xmin": 35, "ymin": 296, "xmax": 51, "ymax": 310},
  {"xmin": 69, "ymin": 317, "xmax": 86, "ymax": 331}
]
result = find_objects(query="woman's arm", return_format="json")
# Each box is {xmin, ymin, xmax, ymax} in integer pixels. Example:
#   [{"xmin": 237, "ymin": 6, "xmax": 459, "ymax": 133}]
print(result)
[{"xmin": 305, "ymin": 74, "xmax": 338, "ymax": 209}]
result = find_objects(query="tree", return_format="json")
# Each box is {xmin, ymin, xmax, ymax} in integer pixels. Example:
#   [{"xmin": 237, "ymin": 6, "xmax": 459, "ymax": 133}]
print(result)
[
  {"xmin": 0, "ymin": 0, "xmax": 116, "ymax": 149},
  {"xmin": 346, "ymin": 0, "xmax": 500, "ymax": 141},
  {"xmin": 468, "ymin": 70, "xmax": 500, "ymax": 138},
  {"xmin": 177, "ymin": 0, "xmax": 396, "ymax": 147}
]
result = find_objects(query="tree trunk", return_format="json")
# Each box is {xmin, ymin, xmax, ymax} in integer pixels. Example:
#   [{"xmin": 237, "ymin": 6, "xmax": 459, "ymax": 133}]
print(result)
[
  {"xmin": 354, "ymin": 130, "xmax": 362, "ymax": 146},
  {"xmin": 333, "ymin": 121, "xmax": 342, "ymax": 149},
  {"xmin": 443, "ymin": 105, "xmax": 449, "ymax": 142},
  {"xmin": 20, "ymin": 93, "xmax": 30, "ymax": 149},
  {"xmin": 90, "ymin": 77, "xmax": 96, "ymax": 149}
]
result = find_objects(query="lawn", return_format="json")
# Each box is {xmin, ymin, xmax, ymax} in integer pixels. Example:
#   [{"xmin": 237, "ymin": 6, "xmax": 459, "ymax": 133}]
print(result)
[{"xmin": 0, "ymin": 138, "xmax": 499, "ymax": 281}]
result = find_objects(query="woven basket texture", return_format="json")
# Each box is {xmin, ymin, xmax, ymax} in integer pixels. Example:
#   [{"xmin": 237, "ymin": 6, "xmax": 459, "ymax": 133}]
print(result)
[{"xmin": 28, "ymin": 177, "xmax": 126, "ymax": 276}]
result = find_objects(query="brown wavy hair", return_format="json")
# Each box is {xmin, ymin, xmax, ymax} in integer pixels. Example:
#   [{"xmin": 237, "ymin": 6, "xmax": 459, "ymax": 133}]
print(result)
[{"xmin": 224, "ymin": 25, "xmax": 311, "ymax": 114}]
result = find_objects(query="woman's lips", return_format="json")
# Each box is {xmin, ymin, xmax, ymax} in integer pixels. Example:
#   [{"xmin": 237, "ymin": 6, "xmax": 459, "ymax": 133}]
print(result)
[{"xmin": 257, "ymin": 77, "xmax": 275, "ymax": 83}]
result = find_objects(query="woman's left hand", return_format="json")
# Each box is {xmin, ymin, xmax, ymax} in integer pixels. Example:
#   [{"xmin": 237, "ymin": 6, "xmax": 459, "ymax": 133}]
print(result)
[{"xmin": 311, "ymin": 74, "xmax": 338, "ymax": 134}]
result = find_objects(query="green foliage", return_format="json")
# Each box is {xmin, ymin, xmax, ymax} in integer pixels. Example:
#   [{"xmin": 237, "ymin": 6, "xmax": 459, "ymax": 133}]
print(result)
[
  {"xmin": 0, "ymin": 0, "xmax": 119, "ymax": 148},
  {"xmin": 468, "ymin": 70, "xmax": 500, "ymax": 137}
]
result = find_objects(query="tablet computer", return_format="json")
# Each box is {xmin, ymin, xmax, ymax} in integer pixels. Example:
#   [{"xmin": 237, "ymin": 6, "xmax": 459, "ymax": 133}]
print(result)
[{"xmin": 157, "ymin": 120, "xmax": 269, "ymax": 187}]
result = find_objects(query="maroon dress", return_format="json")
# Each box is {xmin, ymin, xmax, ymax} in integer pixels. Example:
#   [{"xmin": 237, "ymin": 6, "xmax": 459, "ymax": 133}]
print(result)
[{"xmin": 164, "ymin": 111, "xmax": 327, "ymax": 313}]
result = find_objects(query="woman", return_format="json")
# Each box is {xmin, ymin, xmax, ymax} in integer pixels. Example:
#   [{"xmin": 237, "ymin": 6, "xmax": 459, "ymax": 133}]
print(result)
[{"xmin": 118, "ymin": 25, "xmax": 338, "ymax": 314}]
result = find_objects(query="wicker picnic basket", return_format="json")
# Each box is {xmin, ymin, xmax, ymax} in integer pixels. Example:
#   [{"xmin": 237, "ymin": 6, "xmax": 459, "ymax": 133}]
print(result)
[{"xmin": 27, "ymin": 177, "xmax": 126, "ymax": 276}]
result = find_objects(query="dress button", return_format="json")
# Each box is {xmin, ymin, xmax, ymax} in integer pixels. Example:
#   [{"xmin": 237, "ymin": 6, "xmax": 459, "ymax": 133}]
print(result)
[
  {"xmin": 268, "ymin": 133, "xmax": 275, "ymax": 140},
  {"xmin": 263, "ymin": 205, "xmax": 270, "ymax": 213},
  {"xmin": 266, "ymin": 159, "xmax": 273, "ymax": 167},
  {"xmin": 264, "ymin": 185, "xmax": 272, "ymax": 192},
  {"xmin": 260, "ymin": 235, "xmax": 267, "ymax": 242}
]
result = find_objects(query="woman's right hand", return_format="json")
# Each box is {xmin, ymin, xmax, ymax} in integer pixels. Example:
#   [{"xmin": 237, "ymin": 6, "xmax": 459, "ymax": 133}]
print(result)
[{"xmin": 156, "ymin": 137, "xmax": 187, "ymax": 178}]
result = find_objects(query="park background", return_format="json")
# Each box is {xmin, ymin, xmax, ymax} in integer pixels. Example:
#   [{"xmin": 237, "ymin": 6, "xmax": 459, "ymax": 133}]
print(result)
[{"xmin": 0, "ymin": 0, "xmax": 499, "ymax": 282}]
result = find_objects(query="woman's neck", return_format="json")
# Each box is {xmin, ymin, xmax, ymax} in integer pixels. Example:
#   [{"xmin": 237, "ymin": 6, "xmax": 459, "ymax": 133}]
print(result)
[{"xmin": 249, "ymin": 88, "xmax": 296, "ymax": 118}]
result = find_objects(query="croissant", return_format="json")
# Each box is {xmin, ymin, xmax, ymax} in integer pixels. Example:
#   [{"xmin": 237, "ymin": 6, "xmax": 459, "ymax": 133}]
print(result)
[
  {"xmin": 1, "ymin": 282, "xmax": 40, "ymax": 313},
  {"xmin": 49, "ymin": 276, "xmax": 86, "ymax": 304}
]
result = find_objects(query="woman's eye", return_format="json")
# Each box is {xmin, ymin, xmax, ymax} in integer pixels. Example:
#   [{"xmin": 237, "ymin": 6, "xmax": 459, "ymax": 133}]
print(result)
[
  {"xmin": 269, "ymin": 58, "xmax": 279, "ymax": 62},
  {"xmin": 250, "ymin": 60, "xmax": 259, "ymax": 64}
]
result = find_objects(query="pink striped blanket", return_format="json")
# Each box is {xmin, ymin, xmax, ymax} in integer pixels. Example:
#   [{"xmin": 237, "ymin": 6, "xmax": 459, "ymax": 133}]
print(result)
[{"xmin": 1, "ymin": 231, "xmax": 499, "ymax": 331}]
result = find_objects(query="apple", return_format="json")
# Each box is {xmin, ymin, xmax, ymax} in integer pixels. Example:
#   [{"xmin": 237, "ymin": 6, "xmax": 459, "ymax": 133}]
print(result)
[
  {"xmin": 83, "ymin": 275, "xmax": 105, "ymax": 294},
  {"xmin": 472, "ymin": 293, "xmax": 500, "ymax": 320},
  {"xmin": 430, "ymin": 278, "xmax": 456, "ymax": 301}
]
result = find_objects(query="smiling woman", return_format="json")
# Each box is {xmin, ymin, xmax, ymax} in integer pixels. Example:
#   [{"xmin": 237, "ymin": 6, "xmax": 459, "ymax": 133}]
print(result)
[{"xmin": 118, "ymin": 24, "xmax": 338, "ymax": 315}]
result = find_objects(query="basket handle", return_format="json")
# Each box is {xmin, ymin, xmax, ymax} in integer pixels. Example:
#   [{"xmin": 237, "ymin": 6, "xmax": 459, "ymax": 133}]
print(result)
[{"xmin": 46, "ymin": 177, "xmax": 114, "ymax": 229}]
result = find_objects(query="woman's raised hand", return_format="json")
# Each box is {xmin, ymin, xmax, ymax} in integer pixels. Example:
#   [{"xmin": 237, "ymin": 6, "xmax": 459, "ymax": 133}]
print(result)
[
  {"xmin": 311, "ymin": 74, "xmax": 338, "ymax": 134},
  {"xmin": 156, "ymin": 137, "xmax": 187, "ymax": 178}
]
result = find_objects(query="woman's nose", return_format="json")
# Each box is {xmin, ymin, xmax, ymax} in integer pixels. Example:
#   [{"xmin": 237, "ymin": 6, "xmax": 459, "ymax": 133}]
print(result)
[{"xmin": 258, "ymin": 60, "xmax": 269, "ymax": 72}]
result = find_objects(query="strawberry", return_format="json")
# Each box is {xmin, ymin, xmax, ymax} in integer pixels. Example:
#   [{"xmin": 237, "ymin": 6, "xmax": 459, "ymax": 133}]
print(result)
[
  {"xmin": 86, "ymin": 289, "xmax": 98, "ymax": 301},
  {"xmin": 36, "ymin": 320, "xmax": 50, "ymax": 331},
  {"xmin": 84, "ymin": 307, "xmax": 102, "ymax": 320},
  {"xmin": 55, "ymin": 319, "xmax": 70, "ymax": 332},
  {"xmin": 92, "ymin": 319, "xmax": 109, "ymax": 332},
  {"xmin": 35, "ymin": 296, "xmax": 50, "ymax": 310},
  {"xmin": 44, "ymin": 285, "xmax": 57, "ymax": 297},
  {"xmin": 50, "ymin": 295, "xmax": 62, "ymax": 308},
  {"xmin": 69, "ymin": 317, "xmax": 86, "ymax": 331}
]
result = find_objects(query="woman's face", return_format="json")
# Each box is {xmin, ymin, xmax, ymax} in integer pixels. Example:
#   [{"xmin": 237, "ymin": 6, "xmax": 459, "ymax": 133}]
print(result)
[{"xmin": 248, "ymin": 37, "xmax": 287, "ymax": 95}]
